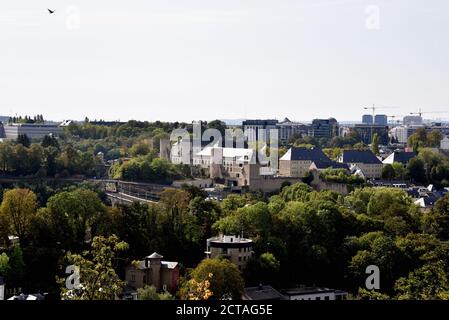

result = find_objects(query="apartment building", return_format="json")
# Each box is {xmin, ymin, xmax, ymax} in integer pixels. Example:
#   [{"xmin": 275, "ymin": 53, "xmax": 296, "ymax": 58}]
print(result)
[
  {"xmin": 309, "ymin": 118, "xmax": 338, "ymax": 139},
  {"xmin": 205, "ymin": 235, "xmax": 253, "ymax": 270},
  {"xmin": 279, "ymin": 147, "xmax": 331, "ymax": 177},
  {"xmin": 276, "ymin": 118, "xmax": 310, "ymax": 145},
  {"xmin": 338, "ymin": 150, "xmax": 383, "ymax": 179}
]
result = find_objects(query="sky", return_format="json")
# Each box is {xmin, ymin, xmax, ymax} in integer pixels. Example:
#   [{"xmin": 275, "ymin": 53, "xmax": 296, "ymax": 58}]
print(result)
[{"xmin": 1, "ymin": 0, "xmax": 449, "ymax": 122}]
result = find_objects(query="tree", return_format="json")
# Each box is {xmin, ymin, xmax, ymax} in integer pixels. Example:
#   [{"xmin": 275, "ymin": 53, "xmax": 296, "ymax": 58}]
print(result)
[
  {"xmin": 59, "ymin": 235, "xmax": 128, "ymax": 300},
  {"xmin": 137, "ymin": 285, "xmax": 174, "ymax": 300},
  {"xmin": 183, "ymin": 258, "xmax": 244, "ymax": 300},
  {"xmin": 407, "ymin": 157, "xmax": 426, "ymax": 184},
  {"xmin": 382, "ymin": 164, "xmax": 395, "ymax": 180},
  {"xmin": 427, "ymin": 130, "xmax": 443, "ymax": 148},
  {"xmin": 395, "ymin": 261, "xmax": 449, "ymax": 300},
  {"xmin": 17, "ymin": 134, "xmax": 30, "ymax": 147},
  {"xmin": 207, "ymin": 120, "xmax": 227, "ymax": 138},
  {"xmin": 0, "ymin": 189, "xmax": 38, "ymax": 243},
  {"xmin": 130, "ymin": 141, "xmax": 151, "ymax": 157},
  {"xmin": 179, "ymin": 272, "xmax": 213, "ymax": 300},
  {"xmin": 371, "ymin": 133, "xmax": 380, "ymax": 155},
  {"xmin": 0, "ymin": 252, "xmax": 9, "ymax": 276},
  {"xmin": 41, "ymin": 135, "xmax": 60, "ymax": 149}
]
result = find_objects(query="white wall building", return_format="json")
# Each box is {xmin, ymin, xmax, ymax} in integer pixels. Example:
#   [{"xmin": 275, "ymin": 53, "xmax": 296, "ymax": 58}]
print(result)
[
  {"xmin": 441, "ymin": 136, "xmax": 449, "ymax": 150},
  {"xmin": 3, "ymin": 123, "xmax": 63, "ymax": 140}
]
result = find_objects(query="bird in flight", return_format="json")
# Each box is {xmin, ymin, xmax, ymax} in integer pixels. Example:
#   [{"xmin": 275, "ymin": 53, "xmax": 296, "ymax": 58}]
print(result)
[{"xmin": 48, "ymin": 9, "xmax": 55, "ymax": 14}]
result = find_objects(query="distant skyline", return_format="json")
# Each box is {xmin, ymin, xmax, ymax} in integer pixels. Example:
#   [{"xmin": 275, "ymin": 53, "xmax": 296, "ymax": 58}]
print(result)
[{"xmin": 1, "ymin": 0, "xmax": 449, "ymax": 122}]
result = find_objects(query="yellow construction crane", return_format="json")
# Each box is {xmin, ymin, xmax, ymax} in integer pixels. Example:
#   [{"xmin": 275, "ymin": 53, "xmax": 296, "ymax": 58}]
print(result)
[
  {"xmin": 363, "ymin": 104, "xmax": 399, "ymax": 119},
  {"xmin": 409, "ymin": 108, "xmax": 448, "ymax": 117}
]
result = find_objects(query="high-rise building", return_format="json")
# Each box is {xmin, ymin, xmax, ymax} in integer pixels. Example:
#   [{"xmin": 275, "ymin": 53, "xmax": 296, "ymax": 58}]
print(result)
[
  {"xmin": 352, "ymin": 124, "xmax": 389, "ymax": 144},
  {"xmin": 403, "ymin": 116, "xmax": 423, "ymax": 126},
  {"xmin": 242, "ymin": 119, "xmax": 278, "ymax": 143},
  {"xmin": 276, "ymin": 118, "xmax": 310, "ymax": 145},
  {"xmin": 374, "ymin": 114, "xmax": 388, "ymax": 125},
  {"xmin": 309, "ymin": 118, "xmax": 338, "ymax": 139},
  {"xmin": 362, "ymin": 114, "xmax": 373, "ymax": 124}
]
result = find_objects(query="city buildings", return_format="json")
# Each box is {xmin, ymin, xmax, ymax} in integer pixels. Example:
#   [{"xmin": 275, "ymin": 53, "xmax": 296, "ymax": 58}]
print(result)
[
  {"xmin": 362, "ymin": 114, "xmax": 373, "ymax": 124},
  {"xmin": 279, "ymin": 147, "xmax": 331, "ymax": 177},
  {"xmin": 403, "ymin": 115, "xmax": 423, "ymax": 126},
  {"xmin": 1, "ymin": 123, "xmax": 63, "ymax": 140},
  {"xmin": 374, "ymin": 114, "xmax": 388, "ymax": 125},
  {"xmin": 205, "ymin": 234, "xmax": 253, "ymax": 270},
  {"xmin": 125, "ymin": 252, "xmax": 180, "ymax": 294},
  {"xmin": 338, "ymin": 150, "xmax": 383, "ymax": 179},
  {"xmin": 382, "ymin": 151, "xmax": 417, "ymax": 166},
  {"xmin": 309, "ymin": 118, "xmax": 338, "ymax": 139},
  {"xmin": 242, "ymin": 119, "xmax": 278, "ymax": 143},
  {"xmin": 276, "ymin": 118, "xmax": 310, "ymax": 145},
  {"xmin": 352, "ymin": 124, "xmax": 389, "ymax": 145}
]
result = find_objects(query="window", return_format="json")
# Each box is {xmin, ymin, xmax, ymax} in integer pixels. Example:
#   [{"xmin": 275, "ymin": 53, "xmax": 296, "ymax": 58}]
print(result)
[
  {"xmin": 325, "ymin": 296, "xmax": 330, "ymax": 300},
  {"xmin": 238, "ymin": 257, "xmax": 241, "ymax": 262},
  {"xmin": 315, "ymin": 297, "xmax": 321, "ymax": 300},
  {"xmin": 131, "ymin": 274, "xmax": 136, "ymax": 281},
  {"xmin": 239, "ymin": 248, "xmax": 242, "ymax": 253}
]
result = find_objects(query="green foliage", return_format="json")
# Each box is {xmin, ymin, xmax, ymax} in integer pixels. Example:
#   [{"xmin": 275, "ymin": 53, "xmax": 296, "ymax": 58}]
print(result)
[
  {"xmin": 280, "ymin": 183, "xmax": 313, "ymax": 202},
  {"xmin": 319, "ymin": 168, "xmax": 364, "ymax": 184},
  {"xmin": 183, "ymin": 258, "xmax": 244, "ymax": 300},
  {"xmin": 59, "ymin": 235, "xmax": 129, "ymax": 300},
  {"xmin": 137, "ymin": 285, "xmax": 174, "ymax": 300}
]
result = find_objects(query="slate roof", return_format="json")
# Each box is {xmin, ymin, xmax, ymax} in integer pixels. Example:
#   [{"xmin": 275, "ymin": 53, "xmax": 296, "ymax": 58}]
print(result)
[
  {"xmin": 340, "ymin": 150, "xmax": 382, "ymax": 164},
  {"xmin": 312, "ymin": 160, "xmax": 349, "ymax": 170},
  {"xmin": 280, "ymin": 147, "xmax": 330, "ymax": 162},
  {"xmin": 243, "ymin": 285, "xmax": 285, "ymax": 301},
  {"xmin": 383, "ymin": 152, "xmax": 417, "ymax": 165}
]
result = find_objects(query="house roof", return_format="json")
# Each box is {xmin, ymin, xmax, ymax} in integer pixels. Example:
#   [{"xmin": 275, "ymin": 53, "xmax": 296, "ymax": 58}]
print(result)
[
  {"xmin": 340, "ymin": 150, "xmax": 382, "ymax": 164},
  {"xmin": 312, "ymin": 160, "xmax": 349, "ymax": 170},
  {"xmin": 382, "ymin": 152, "xmax": 417, "ymax": 165},
  {"xmin": 7, "ymin": 293, "xmax": 46, "ymax": 300},
  {"xmin": 147, "ymin": 252, "xmax": 163, "ymax": 259},
  {"xmin": 243, "ymin": 285, "xmax": 285, "ymax": 300},
  {"xmin": 280, "ymin": 147, "xmax": 330, "ymax": 162}
]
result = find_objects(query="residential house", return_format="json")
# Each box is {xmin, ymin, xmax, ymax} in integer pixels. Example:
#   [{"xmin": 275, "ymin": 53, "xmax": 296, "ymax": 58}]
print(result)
[
  {"xmin": 125, "ymin": 252, "xmax": 180, "ymax": 294},
  {"xmin": 338, "ymin": 150, "xmax": 383, "ymax": 179},
  {"xmin": 279, "ymin": 147, "xmax": 331, "ymax": 177},
  {"xmin": 382, "ymin": 151, "xmax": 417, "ymax": 167}
]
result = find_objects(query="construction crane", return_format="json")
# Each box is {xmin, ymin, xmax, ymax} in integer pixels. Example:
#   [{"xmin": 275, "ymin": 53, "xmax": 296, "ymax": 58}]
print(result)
[
  {"xmin": 387, "ymin": 115, "xmax": 406, "ymax": 125},
  {"xmin": 409, "ymin": 108, "xmax": 448, "ymax": 117},
  {"xmin": 363, "ymin": 104, "xmax": 399, "ymax": 119}
]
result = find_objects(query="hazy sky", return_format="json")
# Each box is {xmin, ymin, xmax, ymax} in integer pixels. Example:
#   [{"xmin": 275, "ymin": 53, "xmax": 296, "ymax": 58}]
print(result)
[{"xmin": 1, "ymin": 0, "xmax": 449, "ymax": 122}]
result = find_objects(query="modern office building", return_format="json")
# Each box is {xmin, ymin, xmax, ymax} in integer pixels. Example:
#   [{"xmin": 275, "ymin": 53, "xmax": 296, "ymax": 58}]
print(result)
[
  {"xmin": 403, "ymin": 116, "xmax": 423, "ymax": 126},
  {"xmin": 309, "ymin": 118, "xmax": 338, "ymax": 139},
  {"xmin": 242, "ymin": 119, "xmax": 278, "ymax": 143},
  {"xmin": 352, "ymin": 124, "xmax": 389, "ymax": 145},
  {"xmin": 362, "ymin": 114, "xmax": 374, "ymax": 124},
  {"xmin": 2, "ymin": 123, "xmax": 63, "ymax": 140},
  {"xmin": 205, "ymin": 234, "xmax": 253, "ymax": 270},
  {"xmin": 276, "ymin": 118, "xmax": 310, "ymax": 145},
  {"xmin": 374, "ymin": 114, "xmax": 388, "ymax": 125}
]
